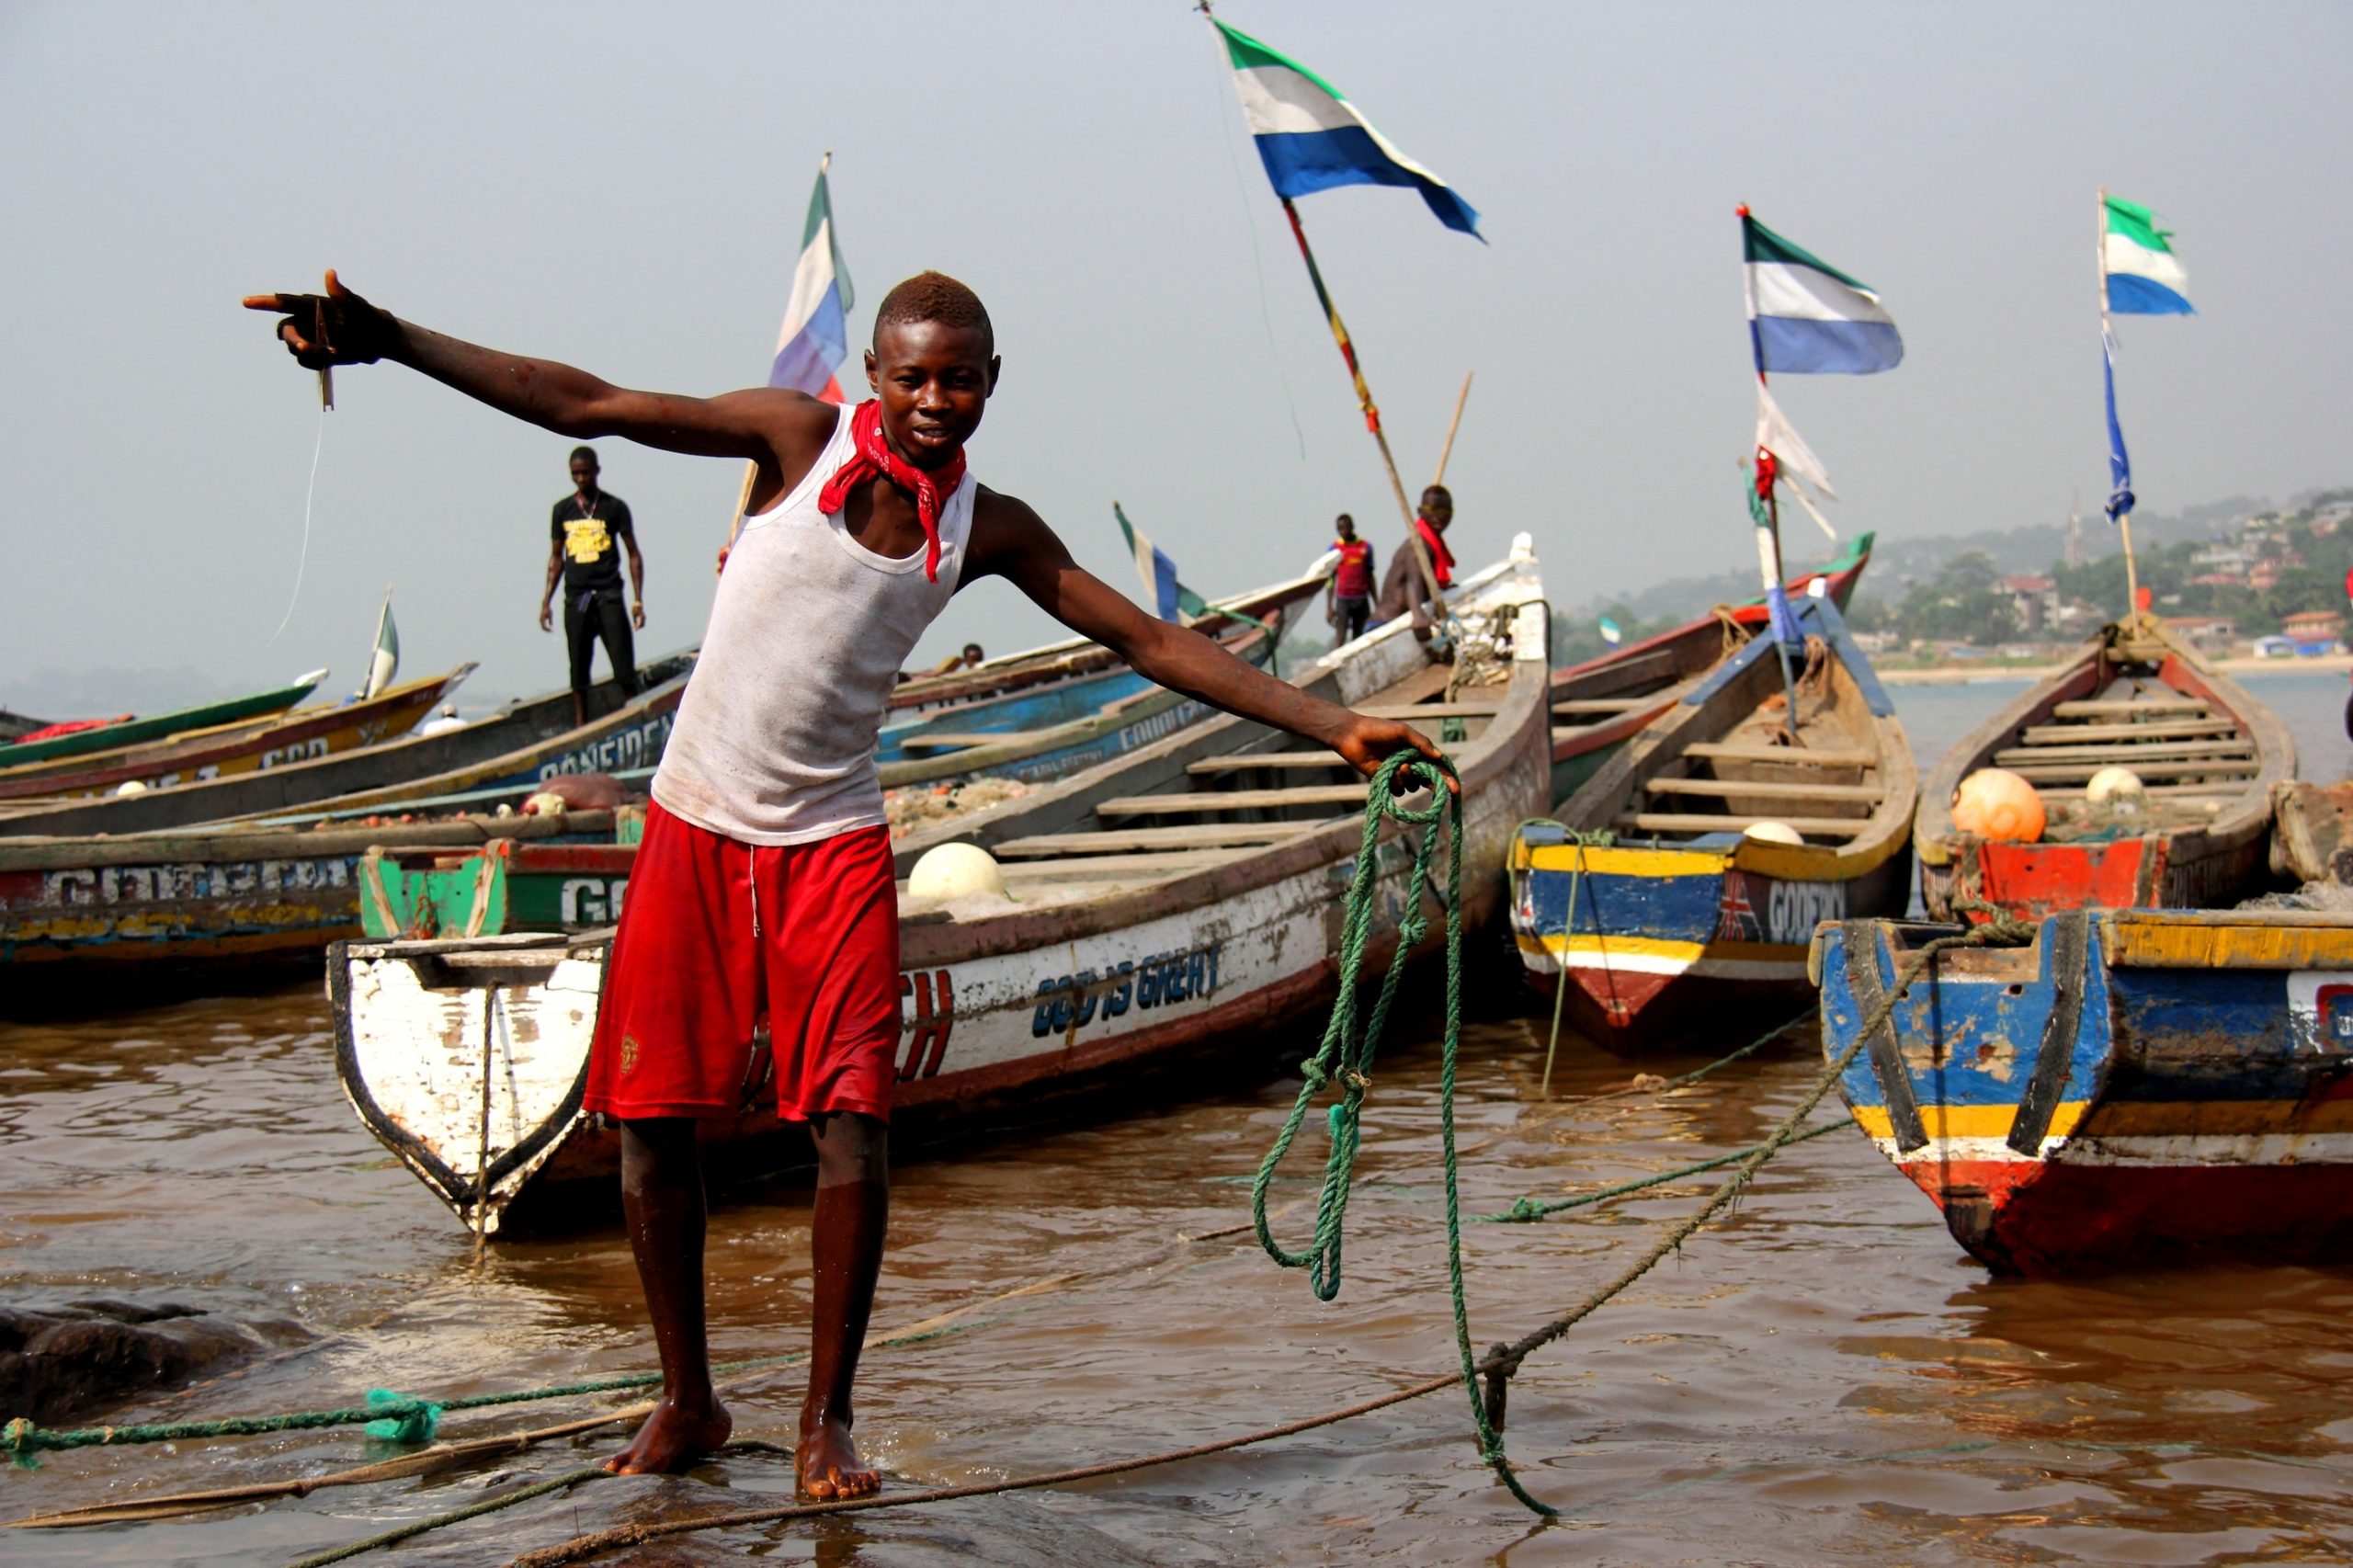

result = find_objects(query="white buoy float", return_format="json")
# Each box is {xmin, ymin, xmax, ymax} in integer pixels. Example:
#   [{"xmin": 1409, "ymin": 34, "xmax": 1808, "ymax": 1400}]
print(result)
[{"xmin": 907, "ymin": 842, "xmax": 1008, "ymax": 902}]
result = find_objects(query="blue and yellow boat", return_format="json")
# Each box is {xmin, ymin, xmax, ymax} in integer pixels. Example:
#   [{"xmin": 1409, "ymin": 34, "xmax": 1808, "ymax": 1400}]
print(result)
[
  {"xmin": 1815, "ymin": 908, "xmax": 2353, "ymax": 1276},
  {"xmin": 1510, "ymin": 596, "xmax": 1915, "ymax": 1053}
]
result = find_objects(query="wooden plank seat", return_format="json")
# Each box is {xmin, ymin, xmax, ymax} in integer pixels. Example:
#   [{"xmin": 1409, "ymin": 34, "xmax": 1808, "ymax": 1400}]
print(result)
[
  {"xmin": 1353, "ymin": 702, "xmax": 1503, "ymax": 719},
  {"xmin": 897, "ymin": 730, "xmax": 1054, "ymax": 752},
  {"xmin": 2051, "ymin": 698, "xmax": 2212, "ymax": 718},
  {"xmin": 2018, "ymin": 718, "xmax": 2242, "ymax": 744},
  {"xmin": 1095, "ymin": 784, "xmax": 1370, "ymax": 820},
  {"xmin": 1187, "ymin": 746, "xmax": 1466, "ymax": 775},
  {"xmin": 1614, "ymin": 812, "xmax": 1872, "ymax": 839},
  {"xmin": 1992, "ymin": 737, "xmax": 2255, "ymax": 767},
  {"xmin": 1644, "ymin": 778, "xmax": 1885, "ymax": 803},
  {"xmin": 1681, "ymin": 741, "xmax": 1875, "ymax": 768},
  {"xmin": 2036, "ymin": 783, "xmax": 2245, "ymax": 802},
  {"xmin": 998, "ymin": 848, "xmax": 1247, "ymax": 880},
  {"xmin": 992, "ymin": 823, "xmax": 1317, "ymax": 858},
  {"xmin": 2006, "ymin": 757, "xmax": 2260, "ymax": 784},
  {"xmin": 1552, "ymin": 698, "xmax": 1662, "ymax": 715}
]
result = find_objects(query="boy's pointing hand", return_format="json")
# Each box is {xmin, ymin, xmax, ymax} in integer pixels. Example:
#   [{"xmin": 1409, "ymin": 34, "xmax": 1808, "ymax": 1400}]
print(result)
[{"xmin": 243, "ymin": 270, "xmax": 398, "ymax": 369}]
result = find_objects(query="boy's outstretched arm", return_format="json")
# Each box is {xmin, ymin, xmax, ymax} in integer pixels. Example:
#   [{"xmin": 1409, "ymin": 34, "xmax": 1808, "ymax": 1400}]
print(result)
[
  {"xmin": 967, "ymin": 495, "xmax": 1452, "ymax": 789},
  {"xmin": 242, "ymin": 271, "xmax": 836, "ymax": 506}
]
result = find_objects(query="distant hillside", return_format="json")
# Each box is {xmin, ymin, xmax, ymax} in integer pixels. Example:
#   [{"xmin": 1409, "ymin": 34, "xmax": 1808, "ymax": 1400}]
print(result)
[{"xmin": 1574, "ymin": 492, "xmax": 2277, "ymax": 629}]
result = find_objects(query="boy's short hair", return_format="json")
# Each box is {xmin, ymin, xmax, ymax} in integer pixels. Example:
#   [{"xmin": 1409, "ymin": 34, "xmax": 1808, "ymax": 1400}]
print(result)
[{"xmin": 875, "ymin": 272, "xmax": 994, "ymax": 358}]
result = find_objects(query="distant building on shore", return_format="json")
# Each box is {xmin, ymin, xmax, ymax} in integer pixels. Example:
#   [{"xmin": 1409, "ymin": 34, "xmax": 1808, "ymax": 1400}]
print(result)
[
  {"xmin": 2280, "ymin": 608, "xmax": 2345, "ymax": 646},
  {"xmin": 1998, "ymin": 574, "xmax": 2060, "ymax": 632},
  {"xmin": 2163, "ymin": 615, "xmax": 2237, "ymax": 651}
]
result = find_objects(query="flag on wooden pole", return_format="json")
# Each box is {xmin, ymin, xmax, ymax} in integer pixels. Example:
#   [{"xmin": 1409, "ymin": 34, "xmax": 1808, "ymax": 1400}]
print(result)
[
  {"xmin": 767, "ymin": 154, "xmax": 855, "ymax": 402},
  {"xmin": 362, "ymin": 590, "xmax": 398, "ymax": 699},
  {"xmin": 1115, "ymin": 504, "xmax": 1210, "ymax": 622}
]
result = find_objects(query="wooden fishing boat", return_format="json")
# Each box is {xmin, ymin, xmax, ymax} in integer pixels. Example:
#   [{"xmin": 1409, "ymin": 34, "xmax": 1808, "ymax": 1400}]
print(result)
[
  {"xmin": 0, "ymin": 653, "xmax": 696, "ymax": 839},
  {"xmin": 1915, "ymin": 618, "xmax": 2294, "ymax": 921},
  {"xmin": 0, "ymin": 709, "xmax": 52, "ymax": 744},
  {"xmin": 2268, "ymin": 780, "xmax": 2353, "ymax": 887},
  {"xmin": 877, "ymin": 573, "xmax": 1326, "ymax": 785},
  {"xmin": 882, "ymin": 571, "xmax": 1326, "ymax": 719},
  {"xmin": 0, "ymin": 808, "xmax": 628, "ymax": 976},
  {"xmin": 326, "ymin": 542, "xmax": 1552, "ymax": 1234},
  {"xmin": 0, "ymin": 669, "xmax": 327, "ymax": 768},
  {"xmin": 358, "ymin": 812, "xmax": 645, "ymax": 940},
  {"xmin": 0, "ymin": 665, "xmax": 476, "ymax": 803},
  {"xmin": 1508, "ymin": 595, "xmax": 1916, "ymax": 1053},
  {"xmin": 1816, "ymin": 907, "xmax": 2353, "ymax": 1275},
  {"xmin": 1547, "ymin": 530, "xmax": 1876, "ymax": 803}
]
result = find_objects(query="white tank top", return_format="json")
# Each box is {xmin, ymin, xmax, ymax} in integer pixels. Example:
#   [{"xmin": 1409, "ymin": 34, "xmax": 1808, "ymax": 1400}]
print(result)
[{"xmin": 652, "ymin": 406, "xmax": 974, "ymax": 845}]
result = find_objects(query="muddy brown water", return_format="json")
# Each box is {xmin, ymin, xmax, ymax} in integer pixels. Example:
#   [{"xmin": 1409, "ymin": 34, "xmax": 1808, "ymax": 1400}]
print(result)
[{"xmin": 6, "ymin": 673, "xmax": 2352, "ymax": 1565}]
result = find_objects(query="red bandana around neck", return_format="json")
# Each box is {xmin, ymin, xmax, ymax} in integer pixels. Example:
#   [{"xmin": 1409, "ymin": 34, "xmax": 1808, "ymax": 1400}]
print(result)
[
  {"xmin": 816, "ymin": 400, "xmax": 968, "ymax": 582},
  {"xmin": 1415, "ymin": 516, "xmax": 1456, "ymax": 588}
]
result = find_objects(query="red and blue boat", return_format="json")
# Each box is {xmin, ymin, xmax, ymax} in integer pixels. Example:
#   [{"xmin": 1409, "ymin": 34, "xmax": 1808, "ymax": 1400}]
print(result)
[
  {"xmin": 1510, "ymin": 593, "xmax": 1916, "ymax": 1053},
  {"xmin": 1815, "ymin": 908, "xmax": 2353, "ymax": 1275}
]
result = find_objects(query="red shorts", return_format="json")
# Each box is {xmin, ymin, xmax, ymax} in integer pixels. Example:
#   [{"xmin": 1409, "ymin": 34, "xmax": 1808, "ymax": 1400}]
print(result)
[{"xmin": 584, "ymin": 801, "xmax": 901, "ymax": 1123}]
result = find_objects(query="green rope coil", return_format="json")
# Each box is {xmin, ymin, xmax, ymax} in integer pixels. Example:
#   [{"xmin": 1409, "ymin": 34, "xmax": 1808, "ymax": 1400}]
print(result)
[
  {"xmin": 361, "ymin": 1386, "xmax": 442, "ymax": 1445},
  {"xmin": 1250, "ymin": 747, "xmax": 1555, "ymax": 1513}
]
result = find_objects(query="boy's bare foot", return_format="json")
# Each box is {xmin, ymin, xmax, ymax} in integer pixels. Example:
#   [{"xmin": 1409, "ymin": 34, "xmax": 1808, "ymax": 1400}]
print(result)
[
  {"xmin": 797, "ymin": 1413, "xmax": 880, "ymax": 1498},
  {"xmin": 605, "ymin": 1394, "xmax": 733, "ymax": 1475}
]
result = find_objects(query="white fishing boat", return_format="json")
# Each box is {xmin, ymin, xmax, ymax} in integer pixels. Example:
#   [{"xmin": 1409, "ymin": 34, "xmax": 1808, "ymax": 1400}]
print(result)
[{"xmin": 328, "ymin": 540, "xmax": 1552, "ymax": 1234}]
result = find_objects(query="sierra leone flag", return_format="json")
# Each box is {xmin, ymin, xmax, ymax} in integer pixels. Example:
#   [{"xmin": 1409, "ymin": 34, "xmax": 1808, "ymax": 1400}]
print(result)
[
  {"xmin": 1214, "ymin": 18, "xmax": 1480, "ymax": 238},
  {"xmin": 1115, "ymin": 504, "xmax": 1209, "ymax": 624},
  {"xmin": 769, "ymin": 160, "xmax": 854, "ymax": 401},
  {"xmin": 363, "ymin": 589, "xmax": 398, "ymax": 699},
  {"xmin": 2104, "ymin": 195, "xmax": 2192, "ymax": 316},
  {"xmin": 1743, "ymin": 210, "xmax": 1904, "ymax": 375}
]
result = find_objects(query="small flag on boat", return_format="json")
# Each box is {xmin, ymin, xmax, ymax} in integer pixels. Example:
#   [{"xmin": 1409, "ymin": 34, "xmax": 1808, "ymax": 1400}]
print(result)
[
  {"xmin": 1212, "ymin": 17, "xmax": 1481, "ymax": 238},
  {"xmin": 1745, "ymin": 469, "xmax": 1806, "ymax": 645},
  {"xmin": 2103, "ymin": 195, "xmax": 2192, "ymax": 316},
  {"xmin": 362, "ymin": 590, "xmax": 399, "ymax": 700},
  {"xmin": 1114, "ymin": 503, "xmax": 1210, "ymax": 624},
  {"xmin": 2102, "ymin": 334, "xmax": 2135, "ymax": 522},
  {"xmin": 1742, "ymin": 210, "xmax": 1904, "ymax": 375},
  {"xmin": 1753, "ymin": 380, "xmax": 1837, "ymax": 502},
  {"xmin": 767, "ymin": 155, "xmax": 855, "ymax": 402},
  {"xmin": 1598, "ymin": 617, "xmax": 1623, "ymax": 648}
]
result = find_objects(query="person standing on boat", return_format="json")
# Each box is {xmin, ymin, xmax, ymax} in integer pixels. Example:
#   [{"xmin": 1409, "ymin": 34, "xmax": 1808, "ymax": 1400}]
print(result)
[
  {"xmin": 245, "ymin": 269, "xmax": 1445, "ymax": 1500},
  {"xmin": 1373, "ymin": 484, "xmax": 1456, "ymax": 642},
  {"xmin": 540, "ymin": 445, "xmax": 646, "ymax": 726},
  {"xmin": 1325, "ymin": 513, "xmax": 1375, "ymax": 643}
]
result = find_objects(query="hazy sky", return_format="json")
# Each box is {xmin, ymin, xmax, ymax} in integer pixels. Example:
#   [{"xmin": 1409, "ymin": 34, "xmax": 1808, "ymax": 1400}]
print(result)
[{"xmin": 4, "ymin": 2, "xmax": 2348, "ymax": 712}]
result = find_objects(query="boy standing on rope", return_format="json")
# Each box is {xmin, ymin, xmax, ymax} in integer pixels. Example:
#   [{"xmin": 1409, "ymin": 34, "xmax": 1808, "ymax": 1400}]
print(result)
[{"xmin": 245, "ymin": 270, "xmax": 1443, "ymax": 1498}]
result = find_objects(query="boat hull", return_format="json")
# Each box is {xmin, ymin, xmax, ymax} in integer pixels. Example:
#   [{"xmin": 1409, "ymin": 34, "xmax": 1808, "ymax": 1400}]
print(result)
[
  {"xmin": 1818, "ymin": 909, "xmax": 2353, "ymax": 1275},
  {"xmin": 0, "ymin": 812, "xmax": 628, "ymax": 973},
  {"xmin": 328, "ymin": 552, "xmax": 1553, "ymax": 1233},
  {"xmin": 1512, "ymin": 594, "xmax": 1915, "ymax": 1054}
]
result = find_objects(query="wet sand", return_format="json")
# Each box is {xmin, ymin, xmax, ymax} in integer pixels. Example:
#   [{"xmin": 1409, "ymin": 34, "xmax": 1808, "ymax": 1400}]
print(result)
[{"xmin": 5, "ymin": 673, "xmax": 2351, "ymax": 1564}]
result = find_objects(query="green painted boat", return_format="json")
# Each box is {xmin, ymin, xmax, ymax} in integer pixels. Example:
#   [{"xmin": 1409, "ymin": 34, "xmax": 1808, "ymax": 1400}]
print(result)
[{"xmin": 0, "ymin": 669, "xmax": 328, "ymax": 767}]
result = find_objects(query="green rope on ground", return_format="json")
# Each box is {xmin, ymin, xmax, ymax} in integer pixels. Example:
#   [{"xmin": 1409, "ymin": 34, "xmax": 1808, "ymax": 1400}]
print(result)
[
  {"xmin": 1251, "ymin": 747, "xmax": 1555, "ymax": 1513},
  {"xmin": 1477, "ymin": 1119, "xmax": 1849, "ymax": 1223}
]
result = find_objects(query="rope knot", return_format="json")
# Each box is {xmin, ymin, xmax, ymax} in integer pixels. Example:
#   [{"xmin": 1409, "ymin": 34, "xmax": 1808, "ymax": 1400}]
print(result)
[
  {"xmin": 1337, "ymin": 1067, "xmax": 1372, "ymax": 1094},
  {"xmin": 4, "ymin": 1416, "xmax": 40, "ymax": 1470},
  {"xmin": 1501, "ymin": 1196, "xmax": 1547, "ymax": 1223}
]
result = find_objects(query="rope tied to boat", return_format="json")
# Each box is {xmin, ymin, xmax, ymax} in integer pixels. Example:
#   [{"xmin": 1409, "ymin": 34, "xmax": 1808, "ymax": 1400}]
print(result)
[{"xmin": 1250, "ymin": 746, "xmax": 1566, "ymax": 1509}]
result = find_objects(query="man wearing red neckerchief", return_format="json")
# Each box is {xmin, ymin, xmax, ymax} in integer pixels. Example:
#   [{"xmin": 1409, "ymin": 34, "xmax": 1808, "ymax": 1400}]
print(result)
[
  {"xmin": 246, "ymin": 269, "xmax": 1446, "ymax": 1499},
  {"xmin": 1374, "ymin": 483, "xmax": 1458, "ymax": 640}
]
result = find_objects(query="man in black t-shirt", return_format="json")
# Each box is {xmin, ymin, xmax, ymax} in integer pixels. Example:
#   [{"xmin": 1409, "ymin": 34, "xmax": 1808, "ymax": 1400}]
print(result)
[{"xmin": 540, "ymin": 446, "xmax": 647, "ymax": 724}]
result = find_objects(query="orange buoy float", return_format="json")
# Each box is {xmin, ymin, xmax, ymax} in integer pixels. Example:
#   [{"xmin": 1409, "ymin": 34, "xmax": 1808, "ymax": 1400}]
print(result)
[{"xmin": 1951, "ymin": 767, "xmax": 2045, "ymax": 843}]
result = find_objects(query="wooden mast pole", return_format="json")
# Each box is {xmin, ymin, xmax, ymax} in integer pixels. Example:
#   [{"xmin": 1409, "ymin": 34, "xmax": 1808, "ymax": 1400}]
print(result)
[
  {"xmin": 2098, "ymin": 185, "xmax": 2144, "ymax": 629},
  {"xmin": 1432, "ymin": 371, "xmax": 1473, "ymax": 486},
  {"xmin": 1739, "ymin": 204, "xmax": 1805, "ymax": 744},
  {"xmin": 1277, "ymin": 199, "xmax": 1449, "ymax": 637}
]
